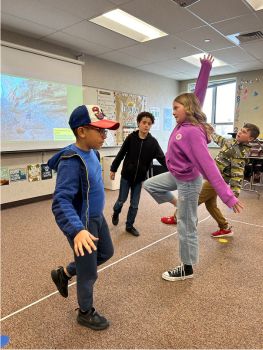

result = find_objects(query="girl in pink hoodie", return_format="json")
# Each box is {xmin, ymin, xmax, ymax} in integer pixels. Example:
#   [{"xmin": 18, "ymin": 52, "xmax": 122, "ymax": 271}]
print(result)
[{"xmin": 143, "ymin": 84, "xmax": 243, "ymax": 282}]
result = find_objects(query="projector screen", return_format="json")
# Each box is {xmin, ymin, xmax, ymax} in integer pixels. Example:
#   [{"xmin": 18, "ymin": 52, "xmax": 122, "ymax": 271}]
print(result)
[{"xmin": 1, "ymin": 43, "xmax": 84, "ymax": 152}]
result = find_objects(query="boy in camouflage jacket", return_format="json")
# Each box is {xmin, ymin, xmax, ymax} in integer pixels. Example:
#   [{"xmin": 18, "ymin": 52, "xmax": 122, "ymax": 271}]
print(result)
[{"xmin": 198, "ymin": 123, "xmax": 260, "ymax": 237}]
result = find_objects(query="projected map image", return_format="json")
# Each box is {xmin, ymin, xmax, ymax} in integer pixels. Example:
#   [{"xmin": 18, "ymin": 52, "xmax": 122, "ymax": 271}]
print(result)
[{"xmin": 1, "ymin": 74, "xmax": 82, "ymax": 143}]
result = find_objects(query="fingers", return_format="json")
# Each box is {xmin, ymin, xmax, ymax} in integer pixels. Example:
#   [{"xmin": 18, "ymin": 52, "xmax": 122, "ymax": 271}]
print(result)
[
  {"xmin": 74, "ymin": 234, "xmax": 98, "ymax": 257},
  {"xmin": 238, "ymin": 201, "xmax": 244, "ymax": 209},
  {"xmin": 232, "ymin": 201, "xmax": 244, "ymax": 213},
  {"xmin": 200, "ymin": 53, "xmax": 214, "ymax": 64},
  {"xmin": 233, "ymin": 205, "xmax": 240, "ymax": 213}
]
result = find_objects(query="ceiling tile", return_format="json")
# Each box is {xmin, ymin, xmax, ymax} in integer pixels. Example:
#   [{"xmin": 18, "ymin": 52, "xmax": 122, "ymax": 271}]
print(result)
[
  {"xmin": 2, "ymin": 0, "xmax": 82, "ymax": 30},
  {"xmin": 240, "ymin": 40, "xmax": 263, "ymax": 59},
  {"xmin": 209, "ymin": 65, "xmax": 237, "ymax": 75},
  {"xmin": 188, "ymin": 0, "xmax": 252, "ymax": 24},
  {"xmin": 169, "ymin": 72, "xmax": 195, "ymax": 80},
  {"xmin": 44, "ymin": 32, "xmax": 111, "ymax": 56},
  {"xmin": 231, "ymin": 60, "xmax": 263, "ymax": 71},
  {"xmin": 137, "ymin": 63, "xmax": 177, "ymax": 78},
  {"xmin": 1, "ymin": 0, "xmax": 263, "ymax": 79},
  {"xmin": 97, "ymin": 50, "xmax": 150, "ymax": 67},
  {"xmin": 120, "ymin": 0, "xmax": 206, "ymax": 35},
  {"xmin": 1, "ymin": 13, "xmax": 55, "ymax": 38},
  {"xmin": 63, "ymin": 20, "xmax": 136, "ymax": 50},
  {"xmin": 255, "ymin": 9, "xmax": 263, "ymax": 22},
  {"xmin": 108, "ymin": 0, "xmax": 132, "ymax": 4},
  {"xmin": 212, "ymin": 14, "xmax": 263, "ymax": 36},
  {"xmin": 210, "ymin": 47, "xmax": 256, "ymax": 64},
  {"xmin": 1, "ymin": 0, "xmax": 35, "ymax": 15},
  {"xmin": 39, "ymin": 0, "xmax": 115, "ymax": 20},
  {"xmin": 153, "ymin": 58, "xmax": 200, "ymax": 74},
  {"xmin": 175, "ymin": 25, "xmax": 235, "ymax": 51},
  {"xmin": 119, "ymin": 35, "xmax": 202, "ymax": 63}
]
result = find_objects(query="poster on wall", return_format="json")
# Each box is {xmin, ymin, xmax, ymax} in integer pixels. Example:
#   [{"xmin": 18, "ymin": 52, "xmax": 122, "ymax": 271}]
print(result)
[
  {"xmin": 149, "ymin": 107, "xmax": 160, "ymax": 131},
  {"xmin": 123, "ymin": 128, "xmax": 135, "ymax": 141},
  {"xmin": 163, "ymin": 108, "xmax": 174, "ymax": 131},
  {"xmin": 27, "ymin": 164, "xmax": 41, "ymax": 182},
  {"xmin": 41, "ymin": 163, "xmax": 52, "ymax": 180},
  {"xmin": 1, "ymin": 167, "xmax": 10, "ymax": 186},
  {"xmin": 115, "ymin": 92, "xmax": 147, "ymax": 143},
  {"xmin": 9, "ymin": 168, "xmax": 27, "ymax": 182},
  {"xmin": 97, "ymin": 89, "xmax": 117, "ymax": 147}
]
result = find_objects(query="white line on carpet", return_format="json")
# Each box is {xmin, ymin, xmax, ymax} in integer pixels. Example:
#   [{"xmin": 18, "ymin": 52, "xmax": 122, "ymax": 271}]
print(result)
[
  {"xmin": 0, "ymin": 215, "xmax": 211, "ymax": 322},
  {"xmin": 227, "ymin": 218, "xmax": 263, "ymax": 228}
]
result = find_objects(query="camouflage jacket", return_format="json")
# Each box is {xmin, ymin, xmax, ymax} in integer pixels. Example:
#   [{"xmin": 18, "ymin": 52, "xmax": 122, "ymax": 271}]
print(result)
[{"xmin": 212, "ymin": 133, "xmax": 251, "ymax": 197}]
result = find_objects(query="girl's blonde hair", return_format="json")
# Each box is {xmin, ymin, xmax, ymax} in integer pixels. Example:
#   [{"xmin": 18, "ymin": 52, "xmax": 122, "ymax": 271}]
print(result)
[{"xmin": 174, "ymin": 93, "xmax": 214, "ymax": 138}]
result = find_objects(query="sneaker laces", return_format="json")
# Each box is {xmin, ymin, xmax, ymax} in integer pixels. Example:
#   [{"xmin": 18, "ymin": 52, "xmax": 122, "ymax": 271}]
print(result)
[{"xmin": 168, "ymin": 263, "xmax": 186, "ymax": 280}]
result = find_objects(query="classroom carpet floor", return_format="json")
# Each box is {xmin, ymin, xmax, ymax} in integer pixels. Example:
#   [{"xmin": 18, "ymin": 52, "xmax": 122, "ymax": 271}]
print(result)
[{"xmin": 1, "ymin": 187, "xmax": 263, "ymax": 349}]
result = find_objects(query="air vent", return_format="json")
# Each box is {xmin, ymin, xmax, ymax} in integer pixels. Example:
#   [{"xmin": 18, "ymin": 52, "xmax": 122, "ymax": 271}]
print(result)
[
  {"xmin": 236, "ymin": 31, "xmax": 263, "ymax": 43},
  {"xmin": 171, "ymin": 0, "xmax": 200, "ymax": 7},
  {"xmin": 227, "ymin": 31, "xmax": 263, "ymax": 45}
]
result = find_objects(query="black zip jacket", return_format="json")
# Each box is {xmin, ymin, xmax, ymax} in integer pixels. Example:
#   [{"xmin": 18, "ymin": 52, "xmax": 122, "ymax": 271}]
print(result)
[{"xmin": 110, "ymin": 130, "xmax": 167, "ymax": 184}]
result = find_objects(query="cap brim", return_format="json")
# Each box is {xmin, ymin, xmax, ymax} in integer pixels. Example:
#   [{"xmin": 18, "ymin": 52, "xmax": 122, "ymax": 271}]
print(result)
[{"xmin": 90, "ymin": 120, "xmax": 120, "ymax": 130}]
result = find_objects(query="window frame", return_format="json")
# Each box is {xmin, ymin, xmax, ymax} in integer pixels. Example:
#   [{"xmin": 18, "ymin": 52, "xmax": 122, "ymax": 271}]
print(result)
[{"xmin": 188, "ymin": 78, "xmax": 237, "ymax": 128}]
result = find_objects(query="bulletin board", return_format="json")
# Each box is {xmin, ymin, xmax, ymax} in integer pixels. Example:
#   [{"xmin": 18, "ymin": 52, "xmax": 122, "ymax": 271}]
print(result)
[
  {"xmin": 83, "ymin": 86, "xmax": 147, "ymax": 146},
  {"xmin": 235, "ymin": 73, "xmax": 263, "ymax": 138}
]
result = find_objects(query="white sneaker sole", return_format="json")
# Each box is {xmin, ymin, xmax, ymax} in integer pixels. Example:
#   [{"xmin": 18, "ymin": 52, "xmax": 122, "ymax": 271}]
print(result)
[
  {"xmin": 162, "ymin": 273, "xmax": 193, "ymax": 281},
  {"xmin": 211, "ymin": 232, "xmax": 234, "ymax": 238}
]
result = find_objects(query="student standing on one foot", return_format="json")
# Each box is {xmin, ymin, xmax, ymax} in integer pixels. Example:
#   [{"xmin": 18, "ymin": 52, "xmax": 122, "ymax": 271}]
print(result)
[
  {"xmin": 48, "ymin": 105, "xmax": 119, "ymax": 330},
  {"xmin": 143, "ymin": 93, "xmax": 244, "ymax": 282},
  {"xmin": 110, "ymin": 111, "xmax": 167, "ymax": 236},
  {"xmin": 160, "ymin": 54, "xmax": 214, "ymax": 225}
]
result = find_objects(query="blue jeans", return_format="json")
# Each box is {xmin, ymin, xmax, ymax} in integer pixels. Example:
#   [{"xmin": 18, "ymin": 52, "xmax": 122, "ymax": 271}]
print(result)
[
  {"xmin": 113, "ymin": 177, "xmax": 142, "ymax": 228},
  {"xmin": 143, "ymin": 172, "xmax": 202, "ymax": 265},
  {"xmin": 66, "ymin": 215, "xmax": 114, "ymax": 311}
]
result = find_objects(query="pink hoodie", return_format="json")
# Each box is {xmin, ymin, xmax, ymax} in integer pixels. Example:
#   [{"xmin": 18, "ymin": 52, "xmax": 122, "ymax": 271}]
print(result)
[{"xmin": 166, "ymin": 60, "xmax": 237, "ymax": 208}]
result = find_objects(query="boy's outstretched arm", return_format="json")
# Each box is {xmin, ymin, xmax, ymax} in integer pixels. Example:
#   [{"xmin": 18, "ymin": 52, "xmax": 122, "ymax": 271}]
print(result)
[
  {"xmin": 194, "ymin": 54, "xmax": 214, "ymax": 107},
  {"xmin": 211, "ymin": 132, "xmax": 228, "ymax": 148}
]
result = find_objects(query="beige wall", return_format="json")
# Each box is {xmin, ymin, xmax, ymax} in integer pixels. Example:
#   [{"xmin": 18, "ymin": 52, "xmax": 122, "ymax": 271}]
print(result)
[{"xmin": 1, "ymin": 30, "xmax": 178, "ymax": 204}]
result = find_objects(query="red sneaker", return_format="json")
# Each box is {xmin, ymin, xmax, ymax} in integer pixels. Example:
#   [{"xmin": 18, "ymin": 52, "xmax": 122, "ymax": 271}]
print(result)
[
  {"xmin": 211, "ymin": 227, "xmax": 233, "ymax": 238},
  {"xmin": 161, "ymin": 216, "xmax": 177, "ymax": 225}
]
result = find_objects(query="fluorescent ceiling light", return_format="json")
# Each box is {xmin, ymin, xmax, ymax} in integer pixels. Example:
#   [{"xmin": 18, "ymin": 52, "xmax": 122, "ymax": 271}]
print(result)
[
  {"xmin": 244, "ymin": 0, "xmax": 263, "ymax": 11},
  {"xmin": 90, "ymin": 9, "xmax": 168, "ymax": 42},
  {"xmin": 181, "ymin": 53, "xmax": 227, "ymax": 67}
]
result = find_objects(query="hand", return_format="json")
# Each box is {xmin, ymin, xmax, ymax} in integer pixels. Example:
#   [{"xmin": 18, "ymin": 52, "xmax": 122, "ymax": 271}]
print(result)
[
  {"xmin": 232, "ymin": 200, "xmax": 244, "ymax": 213},
  {"xmin": 110, "ymin": 171, "xmax": 116, "ymax": 180},
  {"xmin": 200, "ymin": 53, "xmax": 214, "ymax": 65},
  {"xmin": 74, "ymin": 230, "xmax": 98, "ymax": 257}
]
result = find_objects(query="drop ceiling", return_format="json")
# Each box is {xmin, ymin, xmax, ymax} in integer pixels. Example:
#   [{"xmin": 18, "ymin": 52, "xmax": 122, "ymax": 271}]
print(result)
[{"xmin": 1, "ymin": 0, "xmax": 263, "ymax": 80}]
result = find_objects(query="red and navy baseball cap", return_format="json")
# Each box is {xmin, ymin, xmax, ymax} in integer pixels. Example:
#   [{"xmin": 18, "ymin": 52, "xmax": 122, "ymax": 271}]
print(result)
[{"xmin": 69, "ymin": 105, "xmax": 119, "ymax": 130}]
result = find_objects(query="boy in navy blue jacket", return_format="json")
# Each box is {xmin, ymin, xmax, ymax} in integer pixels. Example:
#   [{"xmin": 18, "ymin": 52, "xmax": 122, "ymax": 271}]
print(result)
[{"xmin": 48, "ymin": 105, "xmax": 119, "ymax": 331}]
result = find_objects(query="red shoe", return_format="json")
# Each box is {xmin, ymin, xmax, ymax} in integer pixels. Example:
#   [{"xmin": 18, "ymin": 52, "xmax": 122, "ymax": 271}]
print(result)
[
  {"xmin": 211, "ymin": 227, "xmax": 233, "ymax": 238},
  {"xmin": 161, "ymin": 216, "xmax": 177, "ymax": 225}
]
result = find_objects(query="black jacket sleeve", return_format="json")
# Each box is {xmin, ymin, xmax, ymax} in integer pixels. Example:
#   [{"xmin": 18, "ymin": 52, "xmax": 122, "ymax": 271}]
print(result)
[
  {"xmin": 110, "ymin": 136, "xmax": 130, "ymax": 172},
  {"xmin": 154, "ymin": 140, "xmax": 168, "ymax": 170}
]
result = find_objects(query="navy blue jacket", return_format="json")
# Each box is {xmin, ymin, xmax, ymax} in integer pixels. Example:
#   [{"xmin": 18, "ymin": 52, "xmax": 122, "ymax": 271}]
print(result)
[{"xmin": 48, "ymin": 145, "xmax": 102, "ymax": 239}]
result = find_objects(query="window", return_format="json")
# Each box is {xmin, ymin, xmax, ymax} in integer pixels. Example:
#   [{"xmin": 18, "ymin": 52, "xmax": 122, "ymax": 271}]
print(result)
[{"xmin": 189, "ymin": 79, "xmax": 237, "ymax": 140}]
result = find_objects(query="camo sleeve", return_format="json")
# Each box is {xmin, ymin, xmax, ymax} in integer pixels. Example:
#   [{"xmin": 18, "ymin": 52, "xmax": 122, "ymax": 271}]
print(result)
[
  {"xmin": 229, "ymin": 157, "xmax": 247, "ymax": 197},
  {"xmin": 211, "ymin": 133, "xmax": 228, "ymax": 148}
]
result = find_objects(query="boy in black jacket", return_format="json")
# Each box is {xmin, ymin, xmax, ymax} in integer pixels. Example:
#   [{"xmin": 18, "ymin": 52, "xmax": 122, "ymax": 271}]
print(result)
[{"xmin": 110, "ymin": 111, "xmax": 167, "ymax": 236}]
